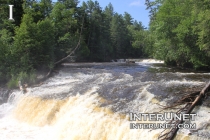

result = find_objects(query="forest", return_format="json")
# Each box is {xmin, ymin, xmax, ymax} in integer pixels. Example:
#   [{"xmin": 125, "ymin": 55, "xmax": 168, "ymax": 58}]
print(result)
[{"xmin": 0, "ymin": 0, "xmax": 210, "ymax": 87}]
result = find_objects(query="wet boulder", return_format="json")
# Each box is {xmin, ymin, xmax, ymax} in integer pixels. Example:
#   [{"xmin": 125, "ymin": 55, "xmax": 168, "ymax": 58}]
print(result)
[
  {"xmin": 0, "ymin": 89, "xmax": 10, "ymax": 105},
  {"xmin": 126, "ymin": 60, "xmax": 135, "ymax": 63}
]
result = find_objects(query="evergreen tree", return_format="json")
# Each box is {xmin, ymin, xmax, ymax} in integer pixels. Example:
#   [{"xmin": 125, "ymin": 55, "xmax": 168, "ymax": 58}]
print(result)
[{"xmin": 0, "ymin": 0, "xmax": 154, "ymax": 86}]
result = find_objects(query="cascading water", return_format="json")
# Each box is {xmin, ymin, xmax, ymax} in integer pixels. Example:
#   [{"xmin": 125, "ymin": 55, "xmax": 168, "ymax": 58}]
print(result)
[{"xmin": 0, "ymin": 59, "xmax": 210, "ymax": 140}]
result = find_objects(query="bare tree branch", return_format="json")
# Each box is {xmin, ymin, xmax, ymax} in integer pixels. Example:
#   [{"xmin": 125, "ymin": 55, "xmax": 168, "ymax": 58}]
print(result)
[{"xmin": 158, "ymin": 81, "xmax": 210, "ymax": 140}]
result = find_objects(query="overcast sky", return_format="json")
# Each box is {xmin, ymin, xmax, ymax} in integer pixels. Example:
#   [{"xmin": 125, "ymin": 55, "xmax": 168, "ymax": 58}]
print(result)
[{"xmin": 52, "ymin": 0, "xmax": 150, "ymax": 27}]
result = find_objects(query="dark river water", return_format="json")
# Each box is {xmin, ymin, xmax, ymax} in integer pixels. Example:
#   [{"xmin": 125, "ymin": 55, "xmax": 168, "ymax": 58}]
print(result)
[{"xmin": 0, "ymin": 59, "xmax": 210, "ymax": 140}]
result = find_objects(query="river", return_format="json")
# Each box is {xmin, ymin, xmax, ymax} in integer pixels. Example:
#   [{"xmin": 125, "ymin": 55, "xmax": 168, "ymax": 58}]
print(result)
[{"xmin": 0, "ymin": 59, "xmax": 210, "ymax": 140}]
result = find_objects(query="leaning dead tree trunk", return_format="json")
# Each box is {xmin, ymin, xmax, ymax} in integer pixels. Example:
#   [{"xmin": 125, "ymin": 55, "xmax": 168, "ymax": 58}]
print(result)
[
  {"xmin": 54, "ymin": 16, "xmax": 85, "ymax": 65},
  {"xmin": 30, "ymin": 15, "xmax": 85, "ymax": 87},
  {"xmin": 158, "ymin": 81, "xmax": 210, "ymax": 140}
]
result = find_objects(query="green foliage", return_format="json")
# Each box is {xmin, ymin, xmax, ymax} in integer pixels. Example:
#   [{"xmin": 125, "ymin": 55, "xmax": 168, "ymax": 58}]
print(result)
[
  {"xmin": 76, "ymin": 41, "xmax": 90, "ymax": 61},
  {"xmin": 147, "ymin": 0, "xmax": 210, "ymax": 69},
  {"xmin": 0, "ymin": 0, "xmax": 152, "ymax": 86},
  {"xmin": 50, "ymin": 1, "xmax": 79, "ymax": 61},
  {"xmin": 0, "ymin": 29, "xmax": 14, "ymax": 83},
  {"xmin": 3, "ymin": 0, "xmax": 210, "ymax": 88},
  {"xmin": 7, "ymin": 76, "xmax": 18, "ymax": 89},
  {"xmin": 7, "ymin": 71, "xmax": 36, "ymax": 88}
]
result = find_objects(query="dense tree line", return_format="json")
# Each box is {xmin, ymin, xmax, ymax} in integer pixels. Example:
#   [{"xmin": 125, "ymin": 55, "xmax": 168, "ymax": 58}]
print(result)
[
  {"xmin": 146, "ymin": 0, "xmax": 210, "ymax": 69},
  {"xmin": 0, "ymin": 0, "xmax": 148, "ymax": 87},
  {"xmin": 3, "ymin": 0, "xmax": 209, "ymax": 87}
]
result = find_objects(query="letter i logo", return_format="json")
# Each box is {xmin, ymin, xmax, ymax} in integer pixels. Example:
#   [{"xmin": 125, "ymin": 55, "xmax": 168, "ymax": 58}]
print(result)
[{"xmin": 9, "ymin": 5, "xmax": 14, "ymax": 20}]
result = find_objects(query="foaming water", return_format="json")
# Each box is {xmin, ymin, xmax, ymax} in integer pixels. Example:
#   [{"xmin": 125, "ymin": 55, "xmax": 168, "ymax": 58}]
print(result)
[
  {"xmin": 2, "ymin": 93, "xmax": 161, "ymax": 140},
  {"xmin": 0, "ymin": 60, "xmax": 210, "ymax": 140}
]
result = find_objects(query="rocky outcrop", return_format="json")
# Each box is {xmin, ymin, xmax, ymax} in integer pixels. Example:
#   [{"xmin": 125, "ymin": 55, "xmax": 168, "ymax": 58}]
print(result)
[
  {"xmin": 0, "ymin": 88, "xmax": 11, "ymax": 105},
  {"xmin": 126, "ymin": 60, "xmax": 135, "ymax": 63}
]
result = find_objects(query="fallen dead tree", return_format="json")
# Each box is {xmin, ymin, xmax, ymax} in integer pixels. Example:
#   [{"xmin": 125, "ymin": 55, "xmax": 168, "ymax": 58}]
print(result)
[
  {"xmin": 28, "ymin": 15, "xmax": 85, "ymax": 88},
  {"xmin": 54, "ymin": 16, "xmax": 84, "ymax": 66},
  {"xmin": 158, "ymin": 82, "xmax": 210, "ymax": 140}
]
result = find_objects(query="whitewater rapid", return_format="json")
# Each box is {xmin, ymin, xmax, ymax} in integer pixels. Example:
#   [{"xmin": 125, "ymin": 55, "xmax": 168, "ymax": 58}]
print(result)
[{"xmin": 0, "ymin": 60, "xmax": 210, "ymax": 140}]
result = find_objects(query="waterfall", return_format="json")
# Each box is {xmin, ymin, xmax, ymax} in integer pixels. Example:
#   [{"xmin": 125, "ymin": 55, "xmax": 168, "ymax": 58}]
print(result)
[{"xmin": 0, "ymin": 60, "xmax": 210, "ymax": 140}]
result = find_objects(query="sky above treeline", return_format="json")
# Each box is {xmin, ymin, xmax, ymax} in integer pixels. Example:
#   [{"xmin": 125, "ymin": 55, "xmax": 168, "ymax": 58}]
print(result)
[{"xmin": 52, "ymin": 0, "xmax": 150, "ymax": 27}]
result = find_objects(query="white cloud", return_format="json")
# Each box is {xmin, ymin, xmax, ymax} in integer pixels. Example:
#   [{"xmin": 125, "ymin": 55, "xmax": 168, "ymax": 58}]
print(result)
[{"xmin": 129, "ymin": 0, "xmax": 144, "ymax": 7}]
